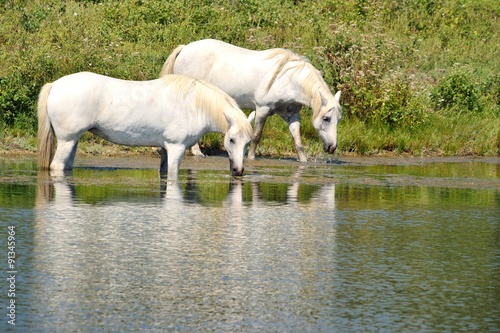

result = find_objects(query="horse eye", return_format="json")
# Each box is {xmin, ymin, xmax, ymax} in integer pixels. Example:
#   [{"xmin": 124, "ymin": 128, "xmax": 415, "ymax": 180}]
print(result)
[
  {"xmin": 229, "ymin": 138, "xmax": 235, "ymax": 144},
  {"xmin": 323, "ymin": 116, "xmax": 331, "ymax": 123}
]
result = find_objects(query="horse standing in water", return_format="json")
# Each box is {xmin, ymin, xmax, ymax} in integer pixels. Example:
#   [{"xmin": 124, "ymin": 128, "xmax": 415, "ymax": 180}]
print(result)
[
  {"xmin": 37, "ymin": 72, "xmax": 253, "ymax": 179},
  {"xmin": 160, "ymin": 38, "xmax": 342, "ymax": 162}
]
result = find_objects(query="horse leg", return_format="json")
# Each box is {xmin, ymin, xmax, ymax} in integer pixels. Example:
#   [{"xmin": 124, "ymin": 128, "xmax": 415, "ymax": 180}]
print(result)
[
  {"xmin": 159, "ymin": 147, "xmax": 168, "ymax": 174},
  {"xmin": 164, "ymin": 144, "xmax": 186, "ymax": 180},
  {"xmin": 281, "ymin": 111, "xmax": 307, "ymax": 162},
  {"xmin": 50, "ymin": 138, "xmax": 80, "ymax": 170},
  {"xmin": 190, "ymin": 143, "xmax": 205, "ymax": 157},
  {"xmin": 248, "ymin": 107, "xmax": 270, "ymax": 160}
]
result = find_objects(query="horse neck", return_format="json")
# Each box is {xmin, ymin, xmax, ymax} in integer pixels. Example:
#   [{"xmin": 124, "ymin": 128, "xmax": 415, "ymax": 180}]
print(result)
[
  {"xmin": 191, "ymin": 111, "xmax": 224, "ymax": 136},
  {"xmin": 190, "ymin": 85, "xmax": 230, "ymax": 135},
  {"xmin": 207, "ymin": 118, "xmax": 227, "ymax": 134},
  {"xmin": 199, "ymin": 107, "xmax": 228, "ymax": 135},
  {"xmin": 275, "ymin": 65, "xmax": 327, "ymax": 114}
]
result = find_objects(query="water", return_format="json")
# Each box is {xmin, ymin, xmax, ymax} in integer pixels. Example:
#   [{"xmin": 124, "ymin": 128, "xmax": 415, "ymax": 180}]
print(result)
[{"xmin": 0, "ymin": 156, "xmax": 499, "ymax": 332}]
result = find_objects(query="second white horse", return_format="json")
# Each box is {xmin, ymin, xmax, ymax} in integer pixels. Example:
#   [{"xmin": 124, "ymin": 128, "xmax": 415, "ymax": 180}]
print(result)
[{"xmin": 161, "ymin": 38, "xmax": 342, "ymax": 162}]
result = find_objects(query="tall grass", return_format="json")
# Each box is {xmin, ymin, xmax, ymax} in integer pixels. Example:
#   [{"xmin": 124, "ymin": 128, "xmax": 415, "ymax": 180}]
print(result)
[{"xmin": 0, "ymin": 0, "xmax": 498, "ymax": 156}]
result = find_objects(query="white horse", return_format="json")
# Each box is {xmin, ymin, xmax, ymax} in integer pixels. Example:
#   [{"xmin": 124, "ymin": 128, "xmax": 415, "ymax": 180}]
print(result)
[
  {"xmin": 160, "ymin": 38, "xmax": 342, "ymax": 162},
  {"xmin": 37, "ymin": 72, "xmax": 253, "ymax": 179}
]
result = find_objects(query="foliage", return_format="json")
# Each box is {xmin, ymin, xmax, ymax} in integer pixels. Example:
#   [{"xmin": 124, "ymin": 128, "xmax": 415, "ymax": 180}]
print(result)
[
  {"xmin": 431, "ymin": 72, "xmax": 483, "ymax": 113},
  {"xmin": 0, "ymin": 0, "xmax": 499, "ymax": 156}
]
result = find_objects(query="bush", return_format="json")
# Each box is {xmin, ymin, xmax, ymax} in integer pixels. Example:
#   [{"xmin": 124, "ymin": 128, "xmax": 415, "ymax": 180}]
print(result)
[
  {"xmin": 0, "ymin": 73, "xmax": 36, "ymax": 127},
  {"xmin": 481, "ymin": 73, "xmax": 500, "ymax": 116},
  {"xmin": 376, "ymin": 79, "xmax": 429, "ymax": 128},
  {"xmin": 324, "ymin": 22, "xmax": 428, "ymax": 128},
  {"xmin": 431, "ymin": 72, "xmax": 483, "ymax": 113}
]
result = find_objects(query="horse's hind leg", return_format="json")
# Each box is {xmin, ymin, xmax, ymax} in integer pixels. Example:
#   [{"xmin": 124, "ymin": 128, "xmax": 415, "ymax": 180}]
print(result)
[
  {"xmin": 248, "ymin": 106, "xmax": 270, "ymax": 160},
  {"xmin": 50, "ymin": 138, "xmax": 80, "ymax": 170},
  {"xmin": 190, "ymin": 143, "xmax": 205, "ymax": 157}
]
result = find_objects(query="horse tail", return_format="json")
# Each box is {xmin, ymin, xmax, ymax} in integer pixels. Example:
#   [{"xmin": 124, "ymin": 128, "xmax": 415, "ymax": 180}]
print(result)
[
  {"xmin": 37, "ymin": 82, "xmax": 55, "ymax": 170},
  {"xmin": 159, "ymin": 44, "xmax": 185, "ymax": 77}
]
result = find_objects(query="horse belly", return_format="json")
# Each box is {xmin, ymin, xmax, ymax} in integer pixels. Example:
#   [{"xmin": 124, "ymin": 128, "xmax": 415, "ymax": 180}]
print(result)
[
  {"xmin": 90, "ymin": 125, "xmax": 163, "ymax": 147},
  {"xmin": 92, "ymin": 105, "xmax": 165, "ymax": 147},
  {"xmin": 92, "ymin": 81, "xmax": 170, "ymax": 147}
]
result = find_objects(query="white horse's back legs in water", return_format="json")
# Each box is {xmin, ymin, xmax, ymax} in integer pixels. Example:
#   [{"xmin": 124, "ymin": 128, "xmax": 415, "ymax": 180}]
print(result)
[
  {"xmin": 160, "ymin": 38, "xmax": 342, "ymax": 162},
  {"xmin": 37, "ymin": 72, "xmax": 252, "ymax": 179}
]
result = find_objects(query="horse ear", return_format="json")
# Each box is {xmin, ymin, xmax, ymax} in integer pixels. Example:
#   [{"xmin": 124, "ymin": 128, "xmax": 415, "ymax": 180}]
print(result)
[
  {"xmin": 223, "ymin": 111, "xmax": 237, "ymax": 127},
  {"xmin": 334, "ymin": 90, "xmax": 341, "ymax": 102},
  {"xmin": 319, "ymin": 90, "xmax": 328, "ymax": 106}
]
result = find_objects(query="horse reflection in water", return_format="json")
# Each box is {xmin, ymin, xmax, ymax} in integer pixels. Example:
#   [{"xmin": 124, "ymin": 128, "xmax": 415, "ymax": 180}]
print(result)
[
  {"xmin": 36, "ymin": 167, "xmax": 336, "ymax": 209},
  {"xmin": 33, "ymin": 169, "xmax": 336, "ymax": 331}
]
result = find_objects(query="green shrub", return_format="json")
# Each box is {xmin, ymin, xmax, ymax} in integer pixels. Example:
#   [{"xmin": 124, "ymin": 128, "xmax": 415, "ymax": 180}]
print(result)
[
  {"xmin": 376, "ymin": 79, "xmax": 429, "ymax": 129},
  {"xmin": 481, "ymin": 73, "xmax": 500, "ymax": 116},
  {"xmin": 0, "ymin": 73, "xmax": 35, "ymax": 127},
  {"xmin": 431, "ymin": 72, "xmax": 483, "ymax": 113}
]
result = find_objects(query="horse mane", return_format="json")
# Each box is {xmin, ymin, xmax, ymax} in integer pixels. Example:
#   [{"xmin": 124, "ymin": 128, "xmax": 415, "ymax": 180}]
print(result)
[
  {"xmin": 264, "ymin": 49, "xmax": 330, "ymax": 120},
  {"xmin": 160, "ymin": 75, "xmax": 252, "ymax": 136}
]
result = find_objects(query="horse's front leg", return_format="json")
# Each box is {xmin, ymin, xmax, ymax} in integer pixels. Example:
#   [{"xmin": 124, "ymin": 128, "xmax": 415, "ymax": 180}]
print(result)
[
  {"xmin": 164, "ymin": 144, "xmax": 186, "ymax": 180},
  {"xmin": 248, "ymin": 106, "xmax": 270, "ymax": 160},
  {"xmin": 281, "ymin": 111, "xmax": 307, "ymax": 162}
]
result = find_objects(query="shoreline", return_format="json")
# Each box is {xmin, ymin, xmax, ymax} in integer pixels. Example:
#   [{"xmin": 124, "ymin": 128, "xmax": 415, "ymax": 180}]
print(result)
[{"xmin": 1, "ymin": 149, "xmax": 499, "ymax": 168}]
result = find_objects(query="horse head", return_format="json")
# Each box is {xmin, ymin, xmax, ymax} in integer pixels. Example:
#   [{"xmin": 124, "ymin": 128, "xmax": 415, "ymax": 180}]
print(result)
[
  {"xmin": 223, "ymin": 110, "xmax": 253, "ymax": 176},
  {"xmin": 313, "ymin": 90, "xmax": 342, "ymax": 154}
]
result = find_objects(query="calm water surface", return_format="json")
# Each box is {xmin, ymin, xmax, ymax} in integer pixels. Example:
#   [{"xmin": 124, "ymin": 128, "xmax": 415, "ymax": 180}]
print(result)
[{"xmin": 0, "ymin": 156, "xmax": 499, "ymax": 332}]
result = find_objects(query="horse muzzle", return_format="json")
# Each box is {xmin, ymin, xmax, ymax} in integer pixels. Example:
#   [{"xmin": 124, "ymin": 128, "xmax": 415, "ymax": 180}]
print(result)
[
  {"xmin": 229, "ymin": 160, "xmax": 245, "ymax": 176},
  {"xmin": 231, "ymin": 167, "xmax": 244, "ymax": 177},
  {"xmin": 324, "ymin": 143, "xmax": 337, "ymax": 154}
]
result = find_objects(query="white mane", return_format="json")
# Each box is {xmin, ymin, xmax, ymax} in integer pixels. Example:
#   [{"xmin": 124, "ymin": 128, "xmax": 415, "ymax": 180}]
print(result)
[
  {"xmin": 160, "ymin": 75, "xmax": 253, "ymax": 136},
  {"xmin": 264, "ymin": 49, "xmax": 332, "ymax": 119}
]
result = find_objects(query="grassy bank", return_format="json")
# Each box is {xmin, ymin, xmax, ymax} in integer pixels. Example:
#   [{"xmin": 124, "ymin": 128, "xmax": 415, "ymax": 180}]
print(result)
[{"xmin": 1, "ymin": 0, "xmax": 499, "ymax": 157}]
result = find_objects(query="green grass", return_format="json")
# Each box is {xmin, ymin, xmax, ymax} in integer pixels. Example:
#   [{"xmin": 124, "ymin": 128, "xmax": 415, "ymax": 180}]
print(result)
[
  {"xmin": 1, "ymin": 0, "xmax": 499, "ymax": 157},
  {"xmin": 337, "ymin": 112, "xmax": 500, "ymax": 156}
]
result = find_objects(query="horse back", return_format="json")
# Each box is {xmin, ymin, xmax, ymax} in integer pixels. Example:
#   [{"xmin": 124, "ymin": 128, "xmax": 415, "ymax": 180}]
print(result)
[
  {"xmin": 47, "ymin": 72, "xmax": 171, "ymax": 144},
  {"xmin": 173, "ymin": 39, "xmax": 278, "ymax": 107},
  {"xmin": 49, "ymin": 72, "xmax": 163, "ymax": 116}
]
